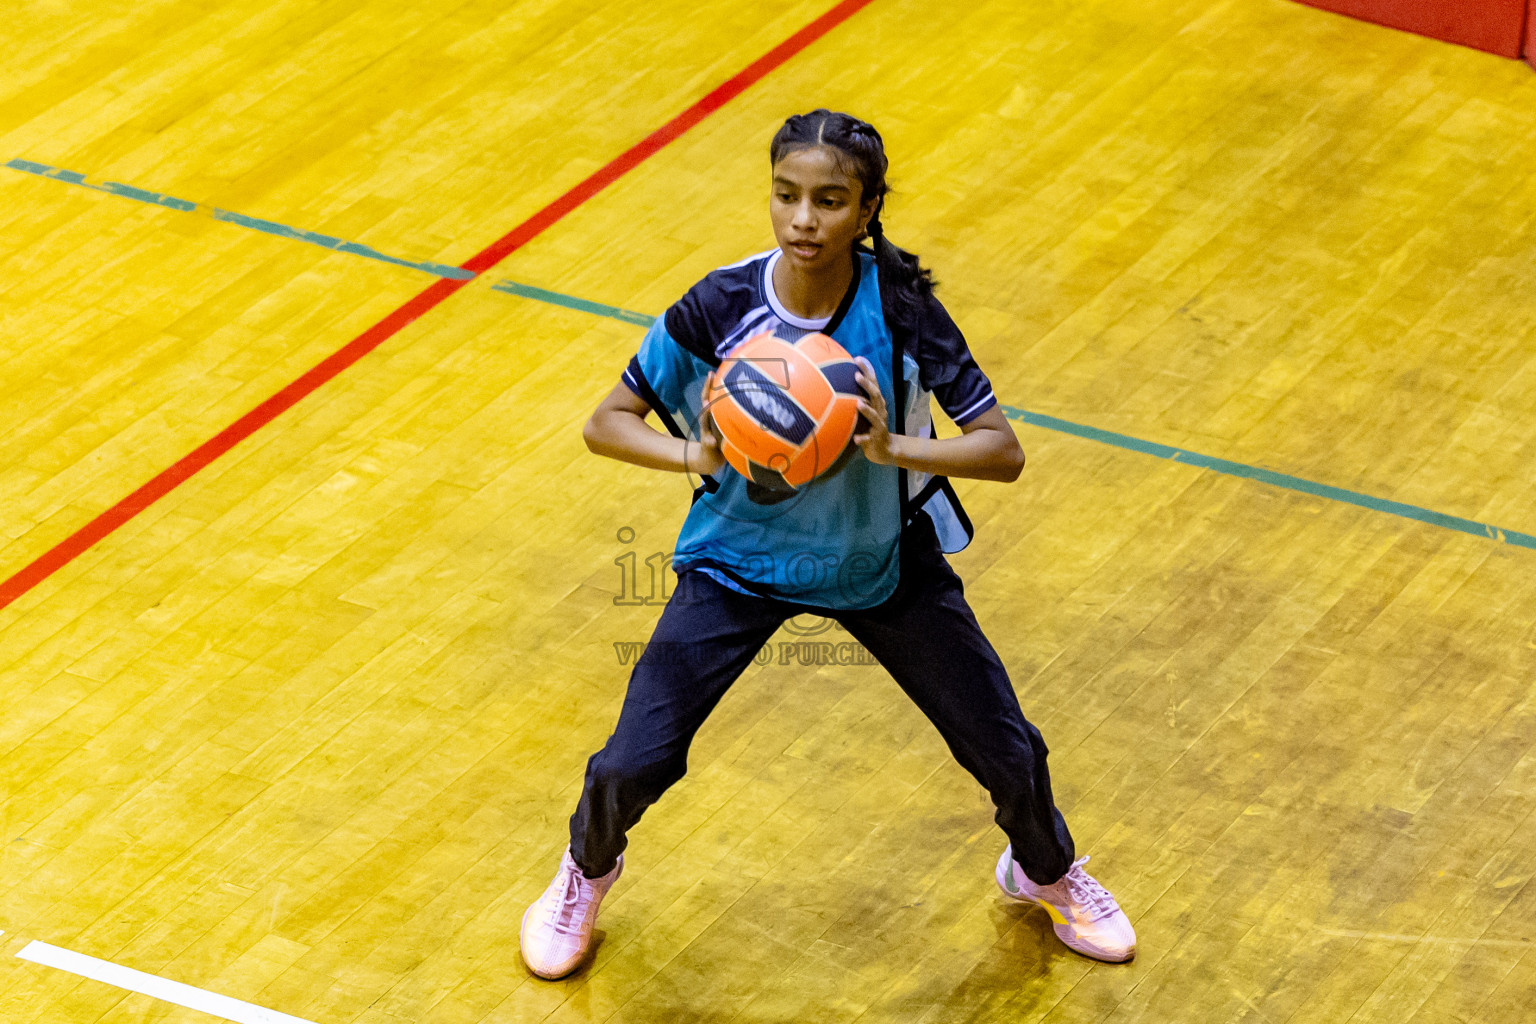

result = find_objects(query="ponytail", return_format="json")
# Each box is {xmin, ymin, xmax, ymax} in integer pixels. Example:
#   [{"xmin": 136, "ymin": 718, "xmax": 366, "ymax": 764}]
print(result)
[{"xmin": 866, "ymin": 200, "xmax": 934, "ymax": 323}]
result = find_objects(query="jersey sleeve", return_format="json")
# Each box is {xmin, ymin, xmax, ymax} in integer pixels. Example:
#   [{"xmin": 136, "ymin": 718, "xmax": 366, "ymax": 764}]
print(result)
[
  {"xmin": 914, "ymin": 295, "xmax": 997, "ymax": 426},
  {"xmin": 621, "ymin": 316, "xmax": 714, "ymax": 438},
  {"xmin": 662, "ymin": 278, "xmax": 728, "ymax": 366}
]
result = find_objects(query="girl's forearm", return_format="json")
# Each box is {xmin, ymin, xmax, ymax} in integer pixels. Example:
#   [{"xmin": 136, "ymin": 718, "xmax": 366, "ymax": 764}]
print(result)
[
  {"xmin": 889, "ymin": 429, "xmax": 1025, "ymax": 483},
  {"xmin": 583, "ymin": 408, "xmax": 688, "ymax": 472},
  {"xmin": 584, "ymin": 410, "xmax": 702, "ymax": 473}
]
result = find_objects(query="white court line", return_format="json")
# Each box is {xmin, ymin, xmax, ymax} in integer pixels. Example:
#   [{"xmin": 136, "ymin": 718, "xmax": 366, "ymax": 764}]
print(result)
[{"xmin": 15, "ymin": 941, "xmax": 317, "ymax": 1024}]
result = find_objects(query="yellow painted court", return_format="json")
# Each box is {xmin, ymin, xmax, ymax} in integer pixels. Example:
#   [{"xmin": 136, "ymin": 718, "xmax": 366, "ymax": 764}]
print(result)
[{"xmin": 2, "ymin": 0, "xmax": 1535, "ymax": 1020}]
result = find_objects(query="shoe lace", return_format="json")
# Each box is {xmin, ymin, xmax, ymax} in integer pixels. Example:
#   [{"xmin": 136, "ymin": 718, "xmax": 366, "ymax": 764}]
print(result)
[
  {"xmin": 546, "ymin": 860, "xmax": 593, "ymax": 937},
  {"xmin": 1063, "ymin": 856, "xmax": 1120, "ymax": 922}
]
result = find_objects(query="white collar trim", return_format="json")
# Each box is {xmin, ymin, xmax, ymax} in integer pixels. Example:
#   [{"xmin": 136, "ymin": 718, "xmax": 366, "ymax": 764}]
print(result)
[{"xmin": 763, "ymin": 249, "xmax": 833, "ymax": 331}]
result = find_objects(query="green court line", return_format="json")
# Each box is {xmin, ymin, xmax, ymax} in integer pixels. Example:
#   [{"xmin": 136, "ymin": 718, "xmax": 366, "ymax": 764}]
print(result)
[
  {"xmin": 5, "ymin": 158, "xmax": 475, "ymax": 280},
  {"xmin": 490, "ymin": 279, "xmax": 656, "ymax": 326},
  {"xmin": 10, "ymin": 147, "xmax": 1526, "ymax": 555},
  {"xmin": 1000, "ymin": 408, "xmax": 1536, "ymax": 551},
  {"xmin": 492, "ymin": 280, "xmax": 1536, "ymax": 554}
]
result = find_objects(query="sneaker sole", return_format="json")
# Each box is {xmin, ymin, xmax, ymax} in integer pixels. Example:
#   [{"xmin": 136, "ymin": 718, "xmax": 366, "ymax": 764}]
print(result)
[{"xmin": 519, "ymin": 902, "xmax": 584, "ymax": 980}]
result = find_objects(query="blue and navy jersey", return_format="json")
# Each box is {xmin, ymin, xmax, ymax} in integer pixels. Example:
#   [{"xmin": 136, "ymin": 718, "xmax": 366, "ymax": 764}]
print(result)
[{"xmin": 622, "ymin": 248, "xmax": 997, "ymax": 610}]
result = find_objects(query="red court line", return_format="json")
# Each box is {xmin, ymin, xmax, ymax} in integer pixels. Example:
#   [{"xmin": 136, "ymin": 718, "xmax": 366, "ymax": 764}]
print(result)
[{"xmin": 0, "ymin": 0, "xmax": 878, "ymax": 613}]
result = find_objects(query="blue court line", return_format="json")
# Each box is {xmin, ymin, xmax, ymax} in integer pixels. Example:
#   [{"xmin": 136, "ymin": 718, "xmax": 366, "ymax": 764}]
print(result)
[
  {"xmin": 11, "ymin": 150, "xmax": 1528, "ymax": 555},
  {"xmin": 489, "ymin": 280, "xmax": 656, "ymax": 326},
  {"xmin": 4, "ymin": 158, "xmax": 474, "ymax": 280},
  {"xmin": 490, "ymin": 281, "xmax": 1536, "ymax": 554},
  {"xmin": 999, "ymin": 408, "xmax": 1536, "ymax": 551}
]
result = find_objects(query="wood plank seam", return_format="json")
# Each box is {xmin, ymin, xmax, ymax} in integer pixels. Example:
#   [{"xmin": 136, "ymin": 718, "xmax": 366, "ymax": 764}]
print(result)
[{"xmin": 0, "ymin": 0, "xmax": 883, "ymax": 614}]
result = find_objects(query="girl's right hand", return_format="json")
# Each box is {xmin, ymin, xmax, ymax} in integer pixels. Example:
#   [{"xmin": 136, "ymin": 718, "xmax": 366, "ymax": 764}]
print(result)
[{"xmin": 689, "ymin": 403, "xmax": 726, "ymax": 476}]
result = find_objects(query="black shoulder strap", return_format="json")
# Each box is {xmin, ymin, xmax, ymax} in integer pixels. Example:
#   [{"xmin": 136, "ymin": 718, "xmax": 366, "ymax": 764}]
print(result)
[
  {"xmin": 880, "ymin": 264, "xmax": 914, "ymax": 525},
  {"xmin": 882, "ymin": 281, "xmax": 974, "ymax": 545},
  {"xmin": 627, "ymin": 364, "xmax": 686, "ymax": 441},
  {"xmin": 627, "ymin": 357, "xmax": 720, "ymax": 500},
  {"xmin": 906, "ymin": 474, "xmax": 975, "ymax": 543}
]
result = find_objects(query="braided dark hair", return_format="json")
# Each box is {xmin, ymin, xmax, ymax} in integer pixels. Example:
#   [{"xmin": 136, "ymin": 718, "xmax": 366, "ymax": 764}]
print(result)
[{"xmin": 769, "ymin": 109, "xmax": 935, "ymax": 322}]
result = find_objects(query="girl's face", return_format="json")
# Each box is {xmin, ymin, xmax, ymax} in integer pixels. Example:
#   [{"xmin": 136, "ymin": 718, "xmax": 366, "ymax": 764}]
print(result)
[{"xmin": 770, "ymin": 146, "xmax": 877, "ymax": 274}]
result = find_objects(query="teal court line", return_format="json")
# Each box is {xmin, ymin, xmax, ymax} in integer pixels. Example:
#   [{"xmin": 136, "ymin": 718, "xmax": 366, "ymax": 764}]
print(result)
[
  {"xmin": 5, "ymin": 158, "xmax": 474, "ymax": 280},
  {"xmin": 489, "ymin": 279, "xmax": 655, "ymax": 326},
  {"xmin": 493, "ymin": 282, "xmax": 1536, "ymax": 554},
  {"xmin": 1000, "ymin": 409, "xmax": 1536, "ymax": 552},
  {"xmin": 12, "ymin": 152, "xmax": 1530, "ymax": 553}
]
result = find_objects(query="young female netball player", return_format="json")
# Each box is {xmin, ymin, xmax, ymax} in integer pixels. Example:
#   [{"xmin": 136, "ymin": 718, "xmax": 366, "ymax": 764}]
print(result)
[{"xmin": 520, "ymin": 110, "xmax": 1136, "ymax": 978}]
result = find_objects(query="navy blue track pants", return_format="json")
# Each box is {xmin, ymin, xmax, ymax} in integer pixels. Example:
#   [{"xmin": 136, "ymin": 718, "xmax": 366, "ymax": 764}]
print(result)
[{"xmin": 569, "ymin": 514, "xmax": 1076, "ymax": 885}]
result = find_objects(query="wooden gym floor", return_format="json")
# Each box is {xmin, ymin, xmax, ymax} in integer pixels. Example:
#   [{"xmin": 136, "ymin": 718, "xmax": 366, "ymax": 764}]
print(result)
[{"xmin": 2, "ymin": 0, "xmax": 1535, "ymax": 1021}]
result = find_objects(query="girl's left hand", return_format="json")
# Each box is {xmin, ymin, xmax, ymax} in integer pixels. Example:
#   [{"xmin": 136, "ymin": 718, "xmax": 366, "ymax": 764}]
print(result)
[{"xmin": 852, "ymin": 356, "xmax": 899, "ymax": 466}]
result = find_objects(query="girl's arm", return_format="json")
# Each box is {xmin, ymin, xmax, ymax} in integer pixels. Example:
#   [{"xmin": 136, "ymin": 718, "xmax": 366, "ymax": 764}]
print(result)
[
  {"xmin": 582, "ymin": 381, "xmax": 725, "ymax": 475},
  {"xmin": 887, "ymin": 404, "xmax": 1026, "ymax": 482},
  {"xmin": 851, "ymin": 358, "xmax": 1025, "ymax": 483}
]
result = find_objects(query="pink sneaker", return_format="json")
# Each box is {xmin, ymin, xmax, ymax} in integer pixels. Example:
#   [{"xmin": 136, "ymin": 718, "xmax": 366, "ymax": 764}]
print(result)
[
  {"xmin": 995, "ymin": 847, "xmax": 1135, "ymax": 962},
  {"xmin": 520, "ymin": 849, "xmax": 623, "ymax": 979}
]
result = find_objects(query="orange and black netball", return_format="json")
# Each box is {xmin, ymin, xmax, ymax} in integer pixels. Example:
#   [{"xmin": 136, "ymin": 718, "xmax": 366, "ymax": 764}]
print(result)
[{"xmin": 704, "ymin": 331, "xmax": 863, "ymax": 492}]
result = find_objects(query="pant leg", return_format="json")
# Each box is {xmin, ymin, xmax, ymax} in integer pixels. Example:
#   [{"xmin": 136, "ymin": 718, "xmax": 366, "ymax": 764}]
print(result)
[
  {"xmin": 569, "ymin": 570, "xmax": 786, "ymax": 877},
  {"xmin": 835, "ymin": 515, "xmax": 1076, "ymax": 885}
]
